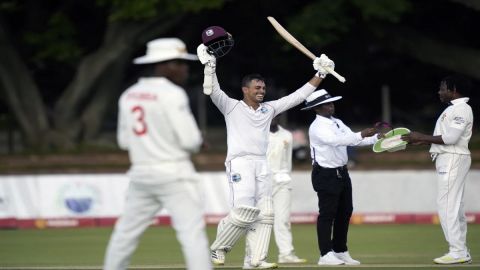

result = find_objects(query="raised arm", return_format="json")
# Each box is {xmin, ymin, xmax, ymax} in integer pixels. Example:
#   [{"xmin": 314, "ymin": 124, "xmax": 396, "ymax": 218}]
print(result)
[
  {"xmin": 268, "ymin": 54, "xmax": 336, "ymax": 115},
  {"xmin": 197, "ymin": 44, "xmax": 237, "ymax": 114}
]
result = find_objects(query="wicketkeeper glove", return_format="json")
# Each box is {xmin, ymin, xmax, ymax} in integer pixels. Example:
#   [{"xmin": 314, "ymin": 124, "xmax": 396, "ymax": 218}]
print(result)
[
  {"xmin": 197, "ymin": 44, "xmax": 216, "ymax": 68},
  {"xmin": 313, "ymin": 54, "xmax": 335, "ymax": 78}
]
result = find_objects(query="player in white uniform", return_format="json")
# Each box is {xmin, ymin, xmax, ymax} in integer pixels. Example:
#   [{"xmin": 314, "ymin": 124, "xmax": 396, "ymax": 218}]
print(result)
[
  {"xmin": 197, "ymin": 33, "xmax": 336, "ymax": 269},
  {"xmin": 103, "ymin": 38, "xmax": 212, "ymax": 270},
  {"xmin": 402, "ymin": 75, "xmax": 473, "ymax": 265},
  {"xmin": 267, "ymin": 118, "xmax": 307, "ymax": 264}
]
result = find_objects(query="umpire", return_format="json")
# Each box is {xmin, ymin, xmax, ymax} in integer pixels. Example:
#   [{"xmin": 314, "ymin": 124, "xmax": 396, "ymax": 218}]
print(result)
[{"xmin": 302, "ymin": 89, "xmax": 379, "ymax": 266}]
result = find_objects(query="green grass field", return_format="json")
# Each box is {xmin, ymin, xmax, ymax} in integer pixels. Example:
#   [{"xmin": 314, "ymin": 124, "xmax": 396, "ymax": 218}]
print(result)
[{"xmin": 1, "ymin": 224, "xmax": 479, "ymax": 269}]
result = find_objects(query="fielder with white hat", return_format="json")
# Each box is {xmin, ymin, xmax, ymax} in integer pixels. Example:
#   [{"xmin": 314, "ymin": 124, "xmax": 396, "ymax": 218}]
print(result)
[
  {"xmin": 304, "ymin": 89, "xmax": 380, "ymax": 266},
  {"xmin": 103, "ymin": 38, "xmax": 212, "ymax": 270}
]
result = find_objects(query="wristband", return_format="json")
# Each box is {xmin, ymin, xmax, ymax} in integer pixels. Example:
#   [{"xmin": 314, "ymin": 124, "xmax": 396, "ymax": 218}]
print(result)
[{"xmin": 315, "ymin": 72, "xmax": 326, "ymax": 78}]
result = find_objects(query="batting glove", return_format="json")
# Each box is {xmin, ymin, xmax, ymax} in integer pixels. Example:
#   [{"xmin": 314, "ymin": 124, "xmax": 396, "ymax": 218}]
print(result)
[
  {"xmin": 197, "ymin": 44, "xmax": 216, "ymax": 68},
  {"xmin": 313, "ymin": 54, "xmax": 335, "ymax": 78}
]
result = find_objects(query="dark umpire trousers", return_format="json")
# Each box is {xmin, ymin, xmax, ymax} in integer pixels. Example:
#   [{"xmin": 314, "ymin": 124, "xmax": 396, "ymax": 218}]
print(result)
[{"xmin": 311, "ymin": 162, "xmax": 353, "ymax": 256}]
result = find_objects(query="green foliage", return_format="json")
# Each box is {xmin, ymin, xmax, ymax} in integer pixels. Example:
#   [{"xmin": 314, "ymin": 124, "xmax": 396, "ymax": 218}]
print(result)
[
  {"xmin": 160, "ymin": 0, "xmax": 225, "ymax": 13},
  {"xmin": 23, "ymin": 12, "xmax": 83, "ymax": 63},
  {"xmin": 352, "ymin": 0, "xmax": 411, "ymax": 22},
  {"xmin": 0, "ymin": 0, "xmax": 19, "ymax": 12},
  {"xmin": 288, "ymin": 0, "xmax": 351, "ymax": 48},
  {"xmin": 96, "ymin": 0, "xmax": 161, "ymax": 21},
  {"xmin": 96, "ymin": 0, "xmax": 225, "ymax": 21},
  {"xmin": 288, "ymin": 0, "xmax": 411, "ymax": 48}
]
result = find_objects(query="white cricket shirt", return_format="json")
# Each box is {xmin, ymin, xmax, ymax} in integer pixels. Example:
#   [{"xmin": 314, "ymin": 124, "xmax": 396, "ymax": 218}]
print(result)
[
  {"xmin": 117, "ymin": 77, "xmax": 202, "ymax": 176},
  {"xmin": 210, "ymin": 74, "xmax": 315, "ymax": 162},
  {"xmin": 267, "ymin": 125, "xmax": 293, "ymax": 182},
  {"xmin": 309, "ymin": 115, "xmax": 378, "ymax": 168},
  {"xmin": 430, "ymin": 97, "xmax": 473, "ymax": 155}
]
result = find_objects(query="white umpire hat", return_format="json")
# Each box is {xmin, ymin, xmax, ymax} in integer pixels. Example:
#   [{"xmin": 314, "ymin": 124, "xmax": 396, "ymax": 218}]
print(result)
[
  {"xmin": 301, "ymin": 89, "xmax": 342, "ymax": 110},
  {"xmin": 133, "ymin": 38, "xmax": 198, "ymax": 64}
]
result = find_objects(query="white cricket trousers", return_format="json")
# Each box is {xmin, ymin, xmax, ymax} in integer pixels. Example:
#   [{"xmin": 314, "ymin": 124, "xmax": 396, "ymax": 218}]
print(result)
[
  {"xmin": 226, "ymin": 156, "xmax": 271, "ymax": 207},
  {"xmin": 435, "ymin": 153, "xmax": 471, "ymax": 257},
  {"xmin": 103, "ymin": 179, "xmax": 212, "ymax": 270},
  {"xmin": 272, "ymin": 181, "xmax": 294, "ymax": 256}
]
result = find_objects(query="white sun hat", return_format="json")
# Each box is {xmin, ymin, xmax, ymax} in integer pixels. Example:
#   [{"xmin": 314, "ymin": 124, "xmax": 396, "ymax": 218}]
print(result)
[
  {"xmin": 133, "ymin": 38, "xmax": 198, "ymax": 64},
  {"xmin": 301, "ymin": 89, "xmax": 342, "ymax": 110}
]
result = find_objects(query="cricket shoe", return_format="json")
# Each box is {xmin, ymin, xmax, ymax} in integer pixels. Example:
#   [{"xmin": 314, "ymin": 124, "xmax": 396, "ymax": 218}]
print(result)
[
  {"xmin": 433, "ymin": 253, "xmax": 472, "ymax": 264},
  {"xmin": 278, "ymin": 253, "xmax": 307, "ymax": 263},
  {"xmin": 334, "ymin": 251, "xmax": 360, "ymax": 265},
  {"xmin": 317, "ymin": 251, "xmax": 345, "ymax": 265},
  {"xmin": 211, "ymin": 249, "xmax": 226, "ymax": 265},
  {"xmin": 242, "ymin": 261, "xmax": 278, "ymax": 269}
]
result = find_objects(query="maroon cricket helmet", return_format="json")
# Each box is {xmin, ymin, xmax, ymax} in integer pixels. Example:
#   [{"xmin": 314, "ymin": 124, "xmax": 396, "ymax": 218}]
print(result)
[{"xmin": 201, "ymin": 26, "xmax": 234, "ymax": 58}]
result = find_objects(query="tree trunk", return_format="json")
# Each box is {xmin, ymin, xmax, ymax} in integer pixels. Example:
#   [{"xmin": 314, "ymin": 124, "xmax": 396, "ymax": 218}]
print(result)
[
  {"xmin": 0, "ymin": 22, "xmax": 52, "ymax": 149},
  {"xmin": 53, "ymin": 22, "xmax": 139, "ymax": 139},
  {"xmin": 54, "ymin": 17, "xmax": 183, "ymax": 144},
  {"xmin": 80, "ymin": 57, "xmax": 127, "ymax": 141}
]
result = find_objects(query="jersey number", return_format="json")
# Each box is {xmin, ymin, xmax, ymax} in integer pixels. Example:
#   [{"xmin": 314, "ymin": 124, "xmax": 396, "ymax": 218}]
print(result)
[{"xmin": 131, "ymin": 105, "xmax": 147, "ymax": 136}]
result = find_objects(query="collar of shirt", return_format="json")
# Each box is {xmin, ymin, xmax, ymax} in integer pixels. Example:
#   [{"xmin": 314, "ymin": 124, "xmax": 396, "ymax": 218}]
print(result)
[
  {"xmin": 240, "ymin": 100, "xmax": 265, "ymax": 112},
  {"xmin": 450, "ymin": 97, "xmax": 469, "ymax": 106},
  {"xmin": 316, "ymin": 115, "xmax": 340, "ymax": 128},
  {"xmin": 138, "ymin": 77, "xmax": 171, "ymax": 86}
]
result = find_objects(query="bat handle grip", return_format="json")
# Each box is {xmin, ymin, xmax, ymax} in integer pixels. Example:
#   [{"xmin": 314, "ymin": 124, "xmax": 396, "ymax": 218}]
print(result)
[
  {"xmin": 203, "ymin": 73, "xmax": 213, "ymax": 95},
  {"xmin": 325, "ymin": 67, "xmax": 346, "ymax": 83}
]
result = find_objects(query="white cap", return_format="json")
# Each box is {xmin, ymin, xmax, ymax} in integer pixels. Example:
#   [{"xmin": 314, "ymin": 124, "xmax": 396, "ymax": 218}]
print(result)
[
  {"xmin": 133, "ymin": 38, "xmax": 198, "ymax": 64},
  {"xmin": 301, "ymin": 89, "xmax": 342, "ymax": 110}
]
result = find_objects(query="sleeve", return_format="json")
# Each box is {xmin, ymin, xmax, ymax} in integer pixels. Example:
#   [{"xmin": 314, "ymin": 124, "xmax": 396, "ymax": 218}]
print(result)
[
  {"xmin": 441, "ymin": 127, "xmax": 463, "ymax": 145},
  {"xmin": 209, "ymin": 73, "xmax": 238, "ymax": 115},
  {"xmin": 449, "ymin": 106, "xmax": 469, "ymax": 130},
  {"xmin": 339, "ymin": 119, "xmax": 378, "ymax": 146},
  {"xmin": 267, "ymin": 83, "xmax": 316, "ymax": 116},
  {"xmin": 313, "ymin": 121, "xmax": 363, "ymax": 147},
  {"xmin": 166, "ymin": 90, "xmax": 203, "ymax": 153},
  {"xmin": 116, "ymin": 96, "xmax": 129, "ymax": 150},
  {"xmin": 357, "ymin": 134, "xmax": 379, "ymax": 146},
  {"xmin": 442, "ymin": 107, "xmax": 469, "ymax": 144}
]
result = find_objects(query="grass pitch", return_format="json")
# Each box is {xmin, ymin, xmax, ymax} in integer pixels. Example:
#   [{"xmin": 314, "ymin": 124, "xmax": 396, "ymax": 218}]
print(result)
[{"xmin": 0, "ymin": 224, "xmax": 478, "ymax": 270}]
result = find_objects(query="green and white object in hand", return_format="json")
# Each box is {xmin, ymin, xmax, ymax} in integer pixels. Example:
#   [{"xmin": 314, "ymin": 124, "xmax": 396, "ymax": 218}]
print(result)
[{"xmin": 372, "ymin": 127, "xmax": 410, "ymax": 153}]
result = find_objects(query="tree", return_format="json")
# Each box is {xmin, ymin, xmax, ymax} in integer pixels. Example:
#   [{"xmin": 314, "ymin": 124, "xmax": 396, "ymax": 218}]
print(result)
[
  {"xmin": 0, "ymin": 0, "xmax": 224, "ymax": 151},
  {"xmin": 288, "ymin": 0, "xmax": 480, "ymax": 80},
  {"xmin": 1, "ymin": 0, "xmax": 478, "ymax": 152}
]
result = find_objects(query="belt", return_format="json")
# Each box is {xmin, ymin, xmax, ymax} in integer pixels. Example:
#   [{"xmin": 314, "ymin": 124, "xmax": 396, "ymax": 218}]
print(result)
[
  {"xmin": 313, "ymin": 162, "xmax": 347, "ymax": 178},
  {"xmin": 314, "ymin": 162, "xmax": 347, "ymax": 170}
]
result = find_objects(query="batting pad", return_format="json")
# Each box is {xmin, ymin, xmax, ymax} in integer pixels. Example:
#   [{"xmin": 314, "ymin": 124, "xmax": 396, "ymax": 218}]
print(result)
[
  {"xmin": 247, "ymin": 197, "xmax": 274, "ymax": 266},
  {"xmin": 210, "ymin": 205, "xmax": 260, "ymax": 252}
]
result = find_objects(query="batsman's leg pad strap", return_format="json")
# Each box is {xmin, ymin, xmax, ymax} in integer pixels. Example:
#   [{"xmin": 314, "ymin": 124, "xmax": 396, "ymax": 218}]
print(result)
[{"xmin": 210, "ymin": 205, "xmax": 260, "ymax": 251}]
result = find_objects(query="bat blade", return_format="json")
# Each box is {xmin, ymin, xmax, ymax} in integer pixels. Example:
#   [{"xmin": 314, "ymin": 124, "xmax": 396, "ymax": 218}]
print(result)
[
  {"xmin": 267, "ymin": 16, "xmax": 316, "ymax": 60},
  {"xmin": 267, "ymin": 16, "xmax": 346, "ymax": 83}
]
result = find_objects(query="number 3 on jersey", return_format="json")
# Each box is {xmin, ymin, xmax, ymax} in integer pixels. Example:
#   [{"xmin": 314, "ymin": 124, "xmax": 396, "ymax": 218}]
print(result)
[{"xmin": 131, "ymin": 105, "xmax": 147, "ymax": 136}]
